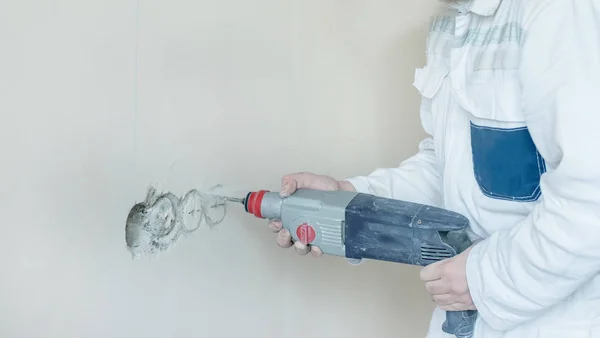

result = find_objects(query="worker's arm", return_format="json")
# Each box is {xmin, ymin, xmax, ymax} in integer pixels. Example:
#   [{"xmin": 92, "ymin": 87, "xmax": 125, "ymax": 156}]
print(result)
[
  {"xmin": 271, "ymin": 131, "xmax": 441, "ymax": 256},
  {"xmin": 271, "ymin": 98, "xmax": 442, "ymax": 256},
  {"xmin": 465, "ymin": 0, "xmax": 600, "ymax": 331},
  {"xmin": 272, "ymin": 134, "xmax": 441, "ymax": 258},
  {"xmin": 344, "ymin": 136, "xmax": 442, "ymax": 207}
]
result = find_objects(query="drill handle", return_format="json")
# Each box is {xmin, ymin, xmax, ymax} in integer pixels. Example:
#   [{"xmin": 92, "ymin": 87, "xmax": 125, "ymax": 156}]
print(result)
[
  {"xmin": 443, "ymin": 310, "xmax": 477, "ymax": 338},
  {"xmin": 438, "ymin": 231, "xmax": 478, "ymax": 338},
  {"xmin": 343, "ymin": 193, "xmax": 478, "ymax": 338}
]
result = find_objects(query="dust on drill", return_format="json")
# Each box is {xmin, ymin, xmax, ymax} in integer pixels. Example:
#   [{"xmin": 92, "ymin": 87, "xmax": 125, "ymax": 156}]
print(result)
[{"xmin": 125, "ymin": 185, "xmax": 239, "ymax": 258}]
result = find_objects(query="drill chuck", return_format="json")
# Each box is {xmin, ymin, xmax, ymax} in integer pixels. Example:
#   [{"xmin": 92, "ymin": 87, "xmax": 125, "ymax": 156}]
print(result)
[
  {"xmin": 243, "ymin": 190, "xmax": 267, "ymax": 218},
  {"xmin": 244, "ymin": 190, "xmax": 282, "ymax": 219}
]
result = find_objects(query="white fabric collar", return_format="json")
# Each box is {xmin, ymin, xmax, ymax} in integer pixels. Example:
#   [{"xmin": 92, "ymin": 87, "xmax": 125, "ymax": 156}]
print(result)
[{"xmin": 439, "ymin": 0, "xmax": 501, "ymax": 16}]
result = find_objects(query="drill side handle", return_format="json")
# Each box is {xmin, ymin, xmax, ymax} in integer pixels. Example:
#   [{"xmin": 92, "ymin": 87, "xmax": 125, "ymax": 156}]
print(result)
[
  {"xmin": 444, "ymin": 310, "xmax": 477, "ymax": 338},
  {"xmin": 438, "ymin": 229, "xmax": 478, "ymax": 338}
]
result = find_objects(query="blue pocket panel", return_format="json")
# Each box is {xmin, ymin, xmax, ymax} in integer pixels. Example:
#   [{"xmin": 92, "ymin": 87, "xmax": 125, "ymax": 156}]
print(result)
[{"xmin": 470, "ymin": 122, "xmax": 546, "ymax": 202}]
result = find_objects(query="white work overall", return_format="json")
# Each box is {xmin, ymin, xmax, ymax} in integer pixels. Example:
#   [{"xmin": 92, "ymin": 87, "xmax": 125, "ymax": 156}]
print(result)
[{"xmin": 347, "ymin": 0, "xmax": 600, "ymax": 336}]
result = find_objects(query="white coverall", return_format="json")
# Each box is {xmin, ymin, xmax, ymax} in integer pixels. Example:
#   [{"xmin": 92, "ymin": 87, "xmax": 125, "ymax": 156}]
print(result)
[{"xmin": 346, "ymin": 0, "xmax": 600, "ymax": 336}]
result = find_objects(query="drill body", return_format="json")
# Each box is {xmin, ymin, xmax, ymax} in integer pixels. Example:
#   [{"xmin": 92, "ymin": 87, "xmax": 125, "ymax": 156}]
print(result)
[{"xmin": 244, "ymin": 188, "xmax": 477, "ymax": 338}]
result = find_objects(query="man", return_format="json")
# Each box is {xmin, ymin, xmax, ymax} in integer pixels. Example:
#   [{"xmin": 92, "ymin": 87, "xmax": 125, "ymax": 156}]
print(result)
[{"xmin": 266, "ymin": 0, "xmax": 600, "ymax": 337}]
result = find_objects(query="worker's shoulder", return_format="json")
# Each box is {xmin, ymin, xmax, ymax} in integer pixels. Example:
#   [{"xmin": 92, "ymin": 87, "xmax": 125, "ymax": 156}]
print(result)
[
  {"xmin": 502, "ymin": 0, "xmax": 572, "ymax": 25},
  {"xmin": 505, "ymin": 0, "xmax": 562, "ymax": 10}
]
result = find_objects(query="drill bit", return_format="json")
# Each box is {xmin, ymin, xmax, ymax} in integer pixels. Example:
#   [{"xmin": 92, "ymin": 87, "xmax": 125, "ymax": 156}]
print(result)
[
  {"xmin": 206, "ymin": 196, "xmax": 245, "ymax": 209},
  {"xmin": 220, "ymin": 196, "xmax": 245, "ymax": 204}
]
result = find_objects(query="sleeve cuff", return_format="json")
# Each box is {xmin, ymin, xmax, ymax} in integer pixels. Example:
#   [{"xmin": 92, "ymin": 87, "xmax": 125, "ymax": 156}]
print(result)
[{"xmin": 343, "ymin": 177, "xmax": 372, "ymax": 194}]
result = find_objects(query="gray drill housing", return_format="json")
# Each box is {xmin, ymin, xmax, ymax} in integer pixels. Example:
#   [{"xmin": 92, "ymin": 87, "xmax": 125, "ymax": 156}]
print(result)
[
  {"xmin": 259, "ymin": 189, "xmax": 355, "ymax": 256},
  {"xmin": 254, "ymin": 188, "xmax": 477, "ymax": 338}
]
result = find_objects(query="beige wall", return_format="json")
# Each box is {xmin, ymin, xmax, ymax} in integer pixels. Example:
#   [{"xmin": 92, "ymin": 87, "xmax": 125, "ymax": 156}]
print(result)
[{"xmin": 1, "ymin": 0, "xmax": 441, "ymax": 337}]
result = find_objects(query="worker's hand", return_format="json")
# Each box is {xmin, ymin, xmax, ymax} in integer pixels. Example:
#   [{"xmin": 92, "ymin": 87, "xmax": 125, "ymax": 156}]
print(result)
[
  {"xmin": 419, "ymin": 246, "xmax": 476, "ymax": 311},
  {"xmin": 268, "ymin": 172, "xmax": 356, "ymax": 257}
]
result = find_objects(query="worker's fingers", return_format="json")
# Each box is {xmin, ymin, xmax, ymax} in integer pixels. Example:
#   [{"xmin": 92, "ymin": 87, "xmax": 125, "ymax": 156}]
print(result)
[
  {"xmin": 420, "ymin": 261, "xmax": 444, "ymax": 281},
  {"xmin": 293, "ymin": 241, "xmax": 310, "ymax": 255},
  {"xmin": 276, "ymin": 229, "xmax": 294, "ymax": 248},
  {"xmin": 439, "ymin": 303, "xmax": 461, "ymax": 312},
  {"xmin": 291, "ymin": 172, "xmax": 320, "ymax": 190},
  {"xmin": 280, "ymin": 176, "xmax": 298, "ymax": 197},
  {"xmin": 439, "ymin": 303, "xmax": 475, "ymax": 312},
  {"xmin": 268, "ymin": 219, "xmax": 283, "ymax": 232},
  {"xmin": 280, "ymin": 172, "xmax": 341, "ymax": 197},
  {"xmin": 273, "ymin": 225, "xmax": 322, "ymax": 257},
  {"xmin": 424, "ymin": 279, "xmax": 451, "ymax": 295},
  {"xmin": 431, "ymin": 294, "xmax": 454, "ymax": 306}
]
